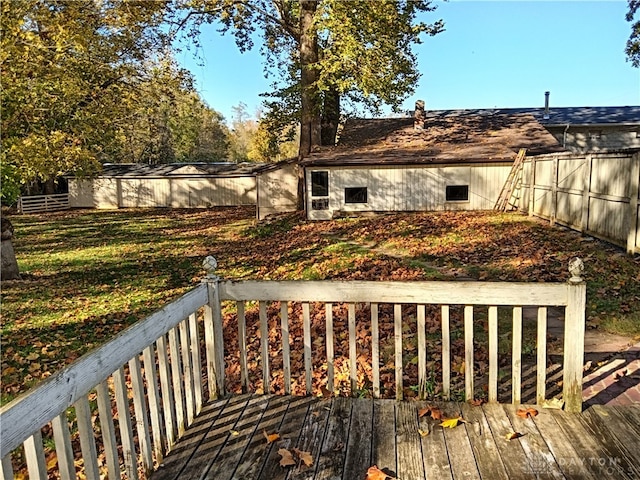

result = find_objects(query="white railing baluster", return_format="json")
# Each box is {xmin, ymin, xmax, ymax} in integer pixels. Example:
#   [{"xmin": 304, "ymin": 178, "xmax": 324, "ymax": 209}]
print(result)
[
  {"xmin": 464, "ymin": 305, "xmax": 474, "ymax": 401},
  {"xmin": 168, "ymin": 327, "xmax": 186, "ymax": 436},
  {"xmin": 113, "ymin": 367, "xmax": 139, "ymax": 480},
  {"xmin": 441, "ymin": 305, "xmax": 450, "ymax": 401},
  {"xmin": 417, "ymin": 305, "xmax": 426, "ymax": 400},
  {"xmin": 142, "ymin": 346, "xmax": 165, "ymax": 463},
  {"xmin": 24, "ymin": 431, "xmax": 47, "ymax": 480},
  {"xmin": 512, "ymin": 306, "xmax": 523, "ymax": 404},
  {"xmin": 488, "ymin": 306, "xmax": 498, "ymax": 403},
  {"xmin": 349, "ymin": 303, "xmax": 358, "ymax": 395},
  {"xmin": 303, "ymin": 302, "xmax": 312, "ymax": 395},
  {"xmin": 96, "ymin": 380, "xmax": 121, "ymax": 479},
  {"xmin": 179, "ymin": 319, "xmax": 195, "ymax": 425},
  {"xmin": 281, "ymin": 302, "xmax": 291, "ymax": 395},
  {"xmin": 537, "ymin": 307, "xmax": 548, "ymax": 405},
  {"xmin": 75, "ymin": 395, "xmax": 100, "ymax": 480},
  {"xmin": 259, "ymin": 301, "xmax": 270, "ymax": 393},
  {"xmin": 51, "ymin": 412, "xmax": 75, "ymax": 480},
  {"xmin": 237, "ymin": 301, "xmax": 249, "ymax": 393},
  {"xmin": 371, "ymin": 303, "xmax": 380, "ymax": 399},
  {"xmin": 325, "ymin": 303, "xmax": 334, "ymax": 394},
  {"xmin": 129, "ymin": 355, "xmax": 153, "ymax": 474},
  {"xmin": 188, "ymin": 312, "xmax": 203, "ymax": 414},
  {"xmin": 156, "ymin": 335, "xmax": 176, "ymax": 448},
  {"xmin": 394, "ymin": 304, "xmax": 403, "ymax": 400}
]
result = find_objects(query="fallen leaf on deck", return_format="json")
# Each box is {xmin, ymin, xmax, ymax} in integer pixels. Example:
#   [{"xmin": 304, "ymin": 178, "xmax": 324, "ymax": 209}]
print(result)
[
  {"xmin": 278, "ymin": 448, "xmax": 296, "ymax": 467},
  {"xmin": 440, "ymin": 416, "xmax": 463, "ymax": 429},
  {"xmin": 418, "ymin": 428, "xmax": 429, "ymax": 437},
  {"xmin": 468, "ymin": 398, "xmax": 484, "ymax": 406},
  {"xmin": 230, "ymin": 430, "xmax": 239, "ymax": 436},
  {"xmin": 293, "ymin": 448, "xmax": 314, "ymax": 467},
  {"xmin": 516, "ymin": 408, "xmax": 539, "ymax": 419},
  {"xmin": 418, "ymin": 405, "xmax": 443, "ymax": 420},
  {"xmin": 541, "ymin": 398, "xmax": 564, "ymax": 410},
  {"xmin": 264, "ymin": 430, "xmax": 280, "ymax": 443},
  {"xmin": 505, "ymin": 431, "xmax": 524, "ymax": 440},
  {"xmin": 365, "ymin": 465, "xmax": 398, "ymax": 480}
]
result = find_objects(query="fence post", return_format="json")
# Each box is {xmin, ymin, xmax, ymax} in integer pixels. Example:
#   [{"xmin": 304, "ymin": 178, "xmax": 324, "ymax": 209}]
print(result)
[
  {"xmin": 562, "ymin": 258, "xmax": 586, "ymax": 413},
  {"xmin": 627, "ymin": 152, "xmax": 640, "ymax": 255},
  {"xmin": 202, "ymin": 256, "xmax": 225, "ymax": 399},
  {"xmin": 528, "ymin": 157, "xmax": 536, "ymax": 217},
  {"xmin": 550, "ymin": 156, "xmax": 558, "ymax": 226},
  {"xmin": 581, "ymin": 154, "xmax": 592, "ymax": 235}
]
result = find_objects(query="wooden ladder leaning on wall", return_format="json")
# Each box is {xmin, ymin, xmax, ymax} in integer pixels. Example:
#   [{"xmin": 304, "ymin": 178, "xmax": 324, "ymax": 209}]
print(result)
[{"xmin": 494, "ymin": 148, "xmax": 527, "ymax": 211}]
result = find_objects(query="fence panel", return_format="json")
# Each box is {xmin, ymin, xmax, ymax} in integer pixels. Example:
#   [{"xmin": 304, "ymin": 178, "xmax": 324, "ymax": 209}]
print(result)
[{"xmin": 18, "ymin": 194, "xmax": 69, "ymax": 214}]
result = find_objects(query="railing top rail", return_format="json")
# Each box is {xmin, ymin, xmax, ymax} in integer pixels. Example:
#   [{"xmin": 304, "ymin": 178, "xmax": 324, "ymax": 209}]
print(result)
[
  {"xmin": 0, "ymin": 284, "xmax": 208, "ymax": 457},
  {"xmin": 218, "ymin": 279, "xmax": 571, "ymax": 306}
]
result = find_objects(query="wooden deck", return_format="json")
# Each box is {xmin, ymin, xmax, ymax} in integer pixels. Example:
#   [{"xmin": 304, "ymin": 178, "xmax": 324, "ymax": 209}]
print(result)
[{"xmin": 151, "ymin": 394, "xmax": 640, "ymax": 480}]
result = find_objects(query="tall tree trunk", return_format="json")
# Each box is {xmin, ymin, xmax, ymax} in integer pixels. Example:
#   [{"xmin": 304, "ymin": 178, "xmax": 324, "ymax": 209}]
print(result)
[
  {"xmin": 1, "ymin": 216, "xmax": 20, "ymax": 280},
  {"xmin": 321, "ymin": 87, "xmax": 340, "ymax": 146},
  {"xmin": 298, "ymin": 0, "xmax": 320, "ymax": 159}
]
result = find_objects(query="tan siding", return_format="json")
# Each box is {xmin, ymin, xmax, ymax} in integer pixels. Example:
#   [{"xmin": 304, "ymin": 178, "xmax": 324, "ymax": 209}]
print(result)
[
  {"xmin": 119, "ymin": 179, "xmax": 170, "ymax": 207},
  {"xmin": 94, "ymin": 179, "xmax": 119, "ymax": 208},
  {"xmin": 68, "ymin": 179, "xmax": 96, "ymax": 208},
  {"xmin": 257, "ymin": 164, "xmax": 298, "ymax": 219}
]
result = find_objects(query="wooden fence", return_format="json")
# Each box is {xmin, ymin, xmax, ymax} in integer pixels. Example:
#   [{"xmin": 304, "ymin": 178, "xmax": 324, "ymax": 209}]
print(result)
[
  {"xmin": 0, "ymin": 257, "xmax": 587, "ymax": 480},
  {"xmin": 516, "ymin": 151, "xmax": 640, "ymax": 254},
  {"xmin": 17, "ymin": 194, "xmax": 70, "ymax": 214}
]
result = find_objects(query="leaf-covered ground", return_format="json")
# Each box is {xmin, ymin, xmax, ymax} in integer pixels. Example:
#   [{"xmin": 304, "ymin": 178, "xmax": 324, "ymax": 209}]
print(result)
[{"xmin": 2, "ymin": 206, "xmax": 639, "ymax": 403}]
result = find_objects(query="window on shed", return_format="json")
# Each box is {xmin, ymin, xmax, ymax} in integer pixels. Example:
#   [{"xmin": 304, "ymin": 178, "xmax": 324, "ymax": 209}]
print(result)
[
  {"xmin": 311, "ymin": 171, "xmax": 329, "ymax": 197},
  {"xmin": 446, "ymin": 185, "xmax": 469, "ymax": 202},
  {"xmin": 345, "ymin": 187, "xmax": 368, "ymax": 204}
]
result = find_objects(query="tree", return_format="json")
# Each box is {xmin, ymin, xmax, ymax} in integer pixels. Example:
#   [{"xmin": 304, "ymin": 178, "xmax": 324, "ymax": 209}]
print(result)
[
  {"xmin": 181, "ymin": 0, "xmax": 443, "ymax": 158},
  {"xmin": 626, "ymin": 0, "xmax": 640, "ymax": 67},
  {"xmin": 1, "ymin": 0, "xmax": 172, "ymax": 187}
]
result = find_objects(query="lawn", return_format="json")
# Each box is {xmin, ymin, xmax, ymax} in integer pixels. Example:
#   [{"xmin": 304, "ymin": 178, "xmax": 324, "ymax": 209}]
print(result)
[{"xmin": 2, "ymin": 206, "xmax": 639, "ymax": 403}]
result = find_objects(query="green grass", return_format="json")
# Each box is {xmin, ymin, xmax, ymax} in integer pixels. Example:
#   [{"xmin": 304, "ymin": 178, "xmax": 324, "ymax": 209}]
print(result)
[{"xmin": 2, "ymin": 206, "xmax": 639, "ymax": 402}]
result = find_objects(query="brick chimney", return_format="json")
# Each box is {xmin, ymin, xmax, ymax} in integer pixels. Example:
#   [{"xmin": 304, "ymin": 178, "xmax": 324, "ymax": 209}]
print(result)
[{"xmin": 414, "ymin": 100, "xmax": 426, "ymax": 130}]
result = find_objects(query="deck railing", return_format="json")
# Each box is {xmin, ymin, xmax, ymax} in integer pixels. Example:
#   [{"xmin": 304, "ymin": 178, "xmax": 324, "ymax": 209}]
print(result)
[{"xmin": 0, "ymin": 256, "xmax": 586, "ymax": 480}]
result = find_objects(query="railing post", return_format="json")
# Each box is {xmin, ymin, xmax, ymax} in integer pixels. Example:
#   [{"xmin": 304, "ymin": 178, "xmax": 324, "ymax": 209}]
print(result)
[
  {"xmin": 202, "ymin": 256, "xmax": 225, "ymax": 399},
  {"xmin": 562, "ymin": 258, "xmax": 586, "ymax": 413}
]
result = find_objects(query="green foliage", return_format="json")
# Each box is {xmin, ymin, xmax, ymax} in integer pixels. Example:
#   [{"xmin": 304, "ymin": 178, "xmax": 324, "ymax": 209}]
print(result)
[
  {"xmin": 1, "ymin": 0, "xmax": 230, "ymax": 187},
  {"xmin": 626, "ymin": 0, "xmax": 640, "ymax": 67},
  {"xmin": 182, "ymin": 0, "xmax": 444, "ymax": 155},
  {"xmin": 1, "ymin": 162, "xmax": 21, "ymax": 206}
]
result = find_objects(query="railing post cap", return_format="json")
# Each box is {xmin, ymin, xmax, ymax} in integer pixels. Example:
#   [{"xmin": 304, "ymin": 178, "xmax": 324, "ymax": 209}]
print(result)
[
  {"xmin": 568, "ymin": 257, "xmax": 585, "ymax": 284},
  {"xmin": 202, "ymin": 256, "xmax": 219, "ymax": 281}
]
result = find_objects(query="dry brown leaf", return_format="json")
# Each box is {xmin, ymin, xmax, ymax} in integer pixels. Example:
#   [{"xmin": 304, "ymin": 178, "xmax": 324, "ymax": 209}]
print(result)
[
  {"xmin": 365, "ymin": 465, "xmax": 397, "ymax": 480},
  {"xmin": 418, "ymin": 407, "xmax": 431, "ymax": 418},
  {"xmin": 429, "ymin": 407, "xmax": 443, "ymax": 420},
  {"xmin": 263, "ymin": 430, "xmax": 280, "ymax": 444},
  {"xmin": 468, "ymin": 398, "xmax": 484, "ymax": 406},
  {"xmin": 293, "ymin": 448, "xmax": 314, "ymax": 467},
  {"xmin": 516, "ymin": 408, "xmax": 538, "ymax": 419},
  {"xmin": 505, "ymin": 431, "xmax": 524, "ymax": 440},
  {"xmin": 278, "ymin": 448, "xmax": 296, "ymax": 467}
]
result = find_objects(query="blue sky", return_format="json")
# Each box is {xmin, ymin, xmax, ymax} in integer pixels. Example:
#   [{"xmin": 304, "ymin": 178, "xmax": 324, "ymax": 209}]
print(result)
[{"xmin": 176, "ymin": 1, "xmax": 640, "ymax": 123}]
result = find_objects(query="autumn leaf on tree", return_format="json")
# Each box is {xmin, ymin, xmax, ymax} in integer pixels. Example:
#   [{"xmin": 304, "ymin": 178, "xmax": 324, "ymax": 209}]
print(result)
[
  {"xmin": 516, "ymin": 408, "xmax": 538, "ymax": 419},
  {"xmin": 278, "ymin": 448, "xmax": 296, "ymax": 467},
  {"xmin": 264, "ymin": 430, "xmax": 280, "ymax": 443}
]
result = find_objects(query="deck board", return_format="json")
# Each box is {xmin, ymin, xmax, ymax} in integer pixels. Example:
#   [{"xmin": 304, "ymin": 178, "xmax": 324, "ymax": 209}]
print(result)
[{"xmin": 150, "ymin": 396, "xmax": 640, "ymax": 480}]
